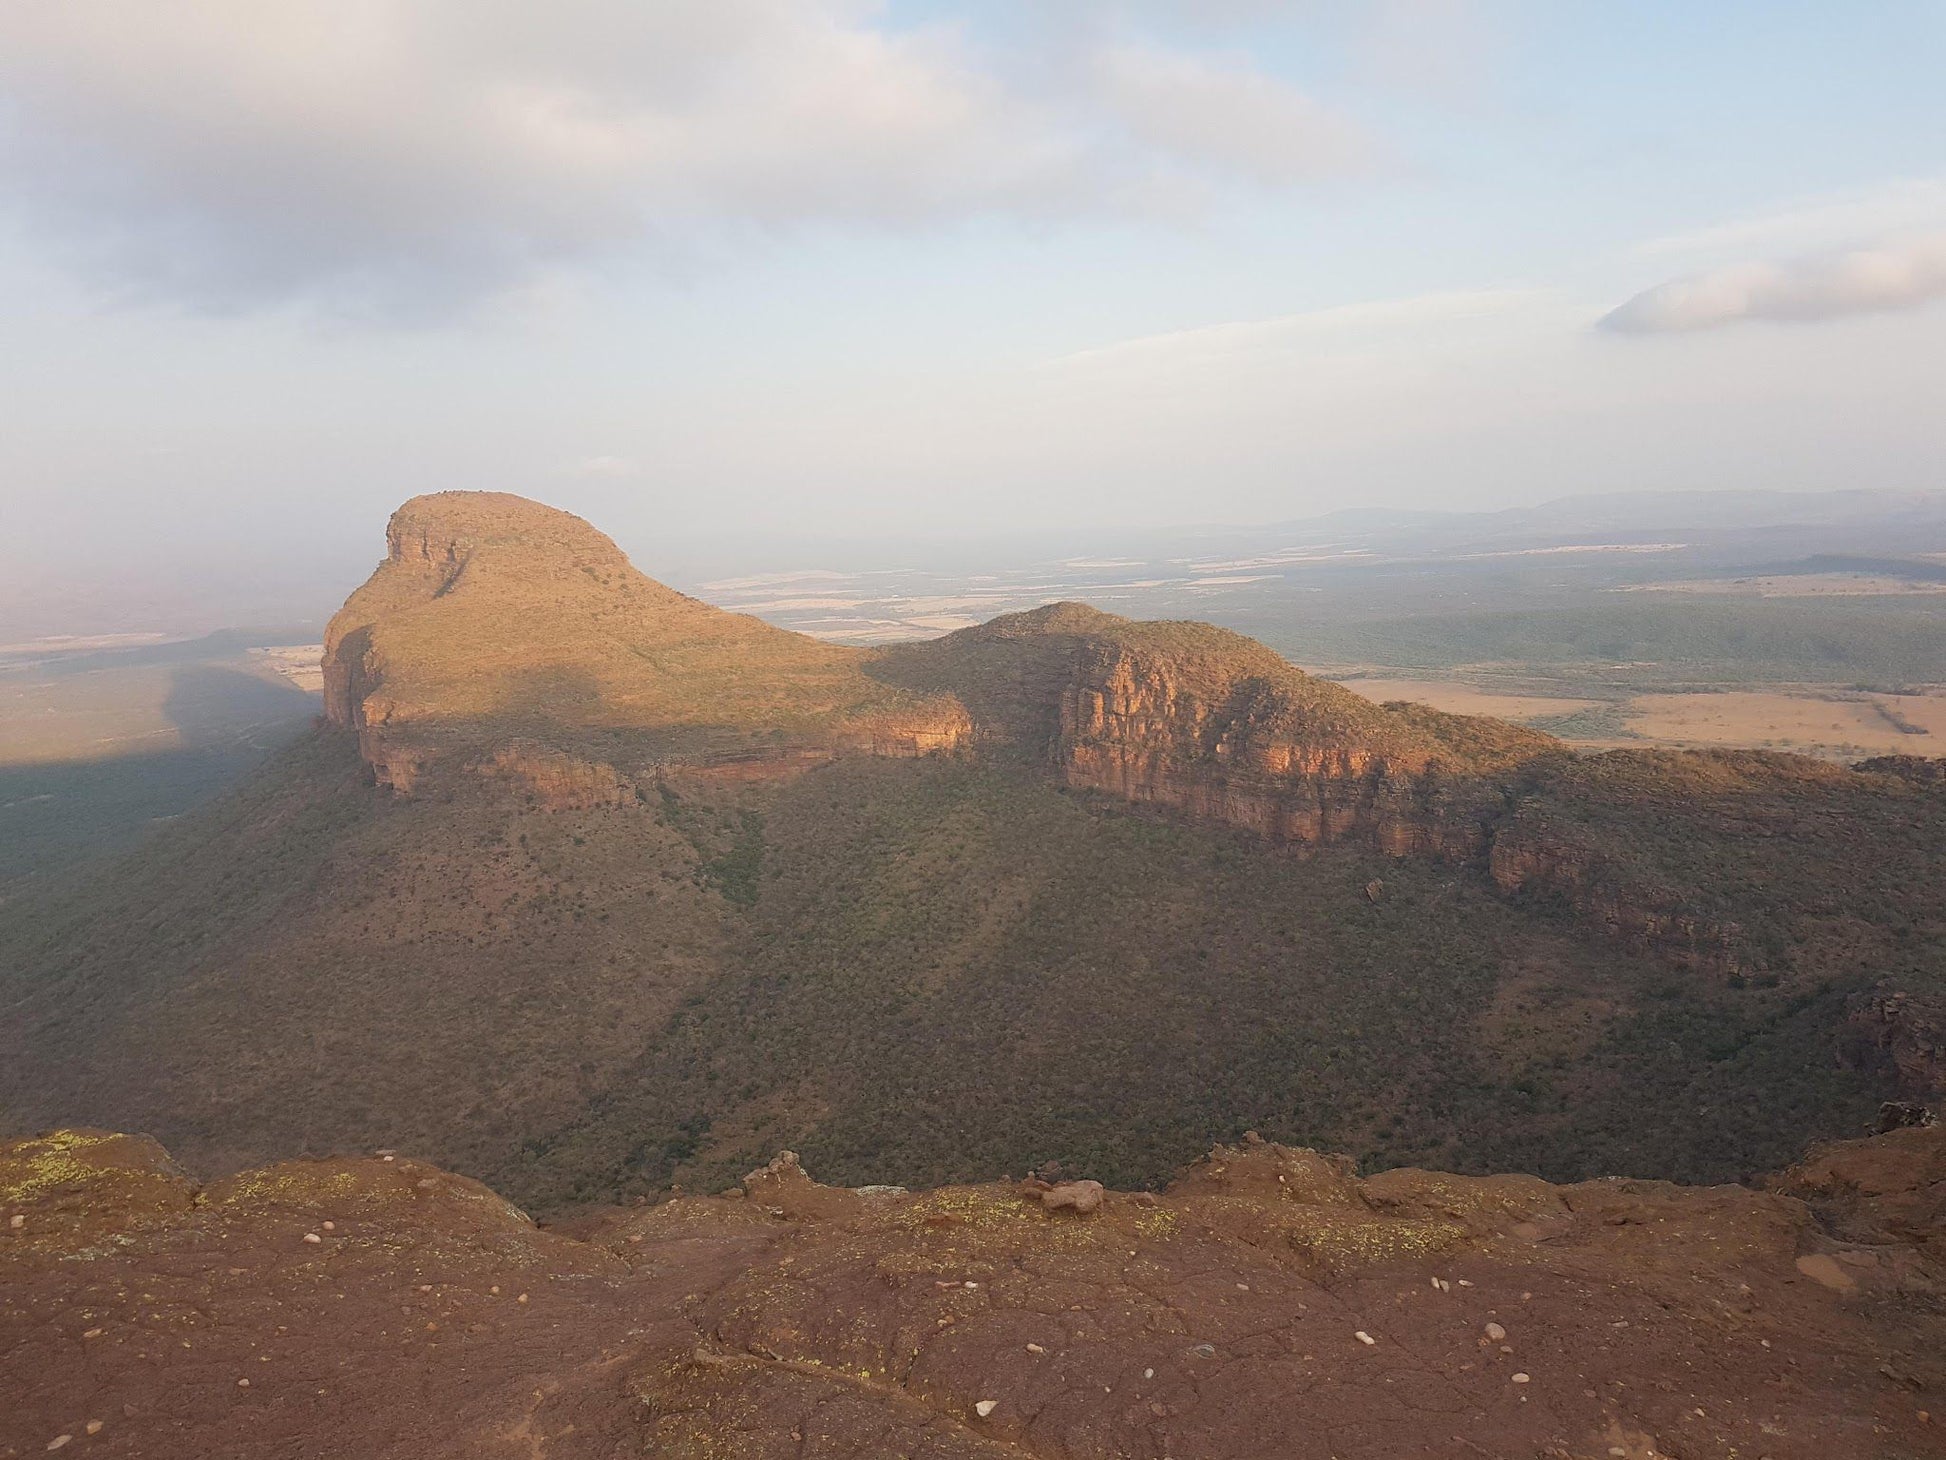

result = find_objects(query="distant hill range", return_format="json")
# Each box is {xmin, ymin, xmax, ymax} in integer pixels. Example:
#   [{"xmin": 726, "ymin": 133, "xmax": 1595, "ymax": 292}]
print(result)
[{"xmin": 3, "ymin": 492, "xmax": 1942, "ymax": 1210}]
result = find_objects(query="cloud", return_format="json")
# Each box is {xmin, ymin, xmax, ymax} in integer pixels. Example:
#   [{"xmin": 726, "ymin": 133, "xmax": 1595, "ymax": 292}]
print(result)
[
  {"xmin": 1601, "ymin": 233, "xmax": 1946, "ymax": 334},
  {"xmin": 1637, "ymin": 178, "xmax": 1946, "ymax": 260},
  {"xmin": 1091, "ymin": 44, "xmax": 1377, "ymax": 186},
  {"xmin": 0, "ymin": 0, "xmax": 1377, "ymax": 317}
]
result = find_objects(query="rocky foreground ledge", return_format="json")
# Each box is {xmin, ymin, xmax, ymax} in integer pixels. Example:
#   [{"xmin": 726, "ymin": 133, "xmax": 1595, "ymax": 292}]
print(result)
[{"xmin": 3, "ymin": 1128, "xmax": 1942, "ymax": 1459}]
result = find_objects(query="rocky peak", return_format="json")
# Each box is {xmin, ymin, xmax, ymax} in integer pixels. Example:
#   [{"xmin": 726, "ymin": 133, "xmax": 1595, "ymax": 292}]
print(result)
[
  {"xmin": 321, "ymin": 491, "xmax": 967, "ymax": 793},
  {"xmin": 379, "ymin": 491, "xmax": 634, "ymax": 584}
]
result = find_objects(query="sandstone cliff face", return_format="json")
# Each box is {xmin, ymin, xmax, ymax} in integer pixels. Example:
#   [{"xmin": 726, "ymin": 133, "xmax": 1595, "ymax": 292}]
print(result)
[
  {"xmin": 877, "ymin": 604, "xmax": 1556, "ymax": 865},
  {"xmin": 1486, "ymin": 818, "xmax": 1746, "ymax": 971},
  {"xmin": 1055, "ymin": 642, "xmax": 1510, "ymax": 859},
  {"xmin": 1845, "ymin": 992, "xmax": 1946, "ymax": 1101},
  {"xmin": 482, "ymin": 742, "xmax": 632, "ymax": 811}
]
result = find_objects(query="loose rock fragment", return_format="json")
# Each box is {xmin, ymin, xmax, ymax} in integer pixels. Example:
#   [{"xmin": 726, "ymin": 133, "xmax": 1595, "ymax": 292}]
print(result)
[
  {"xmin": 302, "ymin": 1233, "xmax": 322, "ymax": 1245},
  {"xmin": 1484, "ymin": 1322, "xmax": 1507, "ymax": 1341},
  {"xmin": 1510, "ymin": 1373, "xmax": 1530, "ymax": 1384},
  {"xmin": 1355, "ymin": 1331, "xmax": 1376, "ymax": 1346},
  {"xmin": 1038, "ymin": 1180, "xmax": 1105, "ymax": 1215},
  {"xmin": 974, "ymin": 1400, "xmax": 998, "ymax": 1419}
]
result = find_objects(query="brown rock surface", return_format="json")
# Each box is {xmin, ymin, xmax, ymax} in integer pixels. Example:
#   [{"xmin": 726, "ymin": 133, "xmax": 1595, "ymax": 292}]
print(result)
[
  {"xmin": 322, "ymin": 491, "xmax": 968, "ymax": 791},
  {"xmin": 6, "ymin": 1127, "xmax": 1944, "ymax": 1459},
  {"xmin": 878, "ymin": 603, "xmax": 1553, "ymax": 861}
]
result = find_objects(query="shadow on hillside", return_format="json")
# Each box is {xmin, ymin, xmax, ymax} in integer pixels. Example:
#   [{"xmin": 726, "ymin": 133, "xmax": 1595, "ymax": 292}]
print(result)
[{"xmin": 162, "ymin": 664, "xmax": 319, "ymax": 751}]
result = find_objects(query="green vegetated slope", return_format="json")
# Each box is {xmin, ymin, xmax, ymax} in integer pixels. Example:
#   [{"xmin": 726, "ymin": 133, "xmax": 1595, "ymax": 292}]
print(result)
[
  {"xmin": 6, "ymin": 493, "xmax": 1943, "ymax": 1214},
  {"xmin": 1, "ymin": 724, "xmax": 1925, "ymax": 1214},
  {"xmin": 0, "ymin": 741, "xmax": 300, "ymax": 892},
  {"xmin": 513, "ymin": 753, "xmax": 1915, "ymax": 1209},
  {"xmin": 0, "ymin": 730, "xmax": 734, "ymax": 1183}
]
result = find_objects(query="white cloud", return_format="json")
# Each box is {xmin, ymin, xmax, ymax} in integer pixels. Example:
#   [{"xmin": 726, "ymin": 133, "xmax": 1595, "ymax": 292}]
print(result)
[
  {"xmin": 1091, "ymin": 44, "xmax": 1377, "ymax": 186},
  {"xmin": 0, "ymin": 0, "xmax": 1377, "ymax": 317},
  {"xmin": 1602, "ymin": 232, "xmax": 1946, "ymax": 334},
  {"xmin": 1638, "ymin": 177, "xmax": 1946, "ymax": 259}
]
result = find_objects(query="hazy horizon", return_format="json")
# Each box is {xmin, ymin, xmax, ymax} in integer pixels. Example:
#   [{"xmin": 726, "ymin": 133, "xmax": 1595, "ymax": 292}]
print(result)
[{"xmin": 3, "ymin": 2, "xmax": 1944, "ymax": 634}]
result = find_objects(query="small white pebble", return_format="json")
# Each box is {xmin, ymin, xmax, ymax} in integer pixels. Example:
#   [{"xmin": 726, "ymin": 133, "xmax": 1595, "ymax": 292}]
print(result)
[
  {"xmin": 1355, "ymin": 1331, "xmax": 1376, "ymax": 1346},
  {"xmin": 9, "ymin": 1214, "xmax": 24, "ymax": 1229},
  {"xmin": 1511, "ymin": 1373, "xmax": 1530, "ymax": 1384},
  {"xmin": 516, "ymin": 1293, "xmax": 529, "ymax": 1304},
  {"xmin": 490, "ymin": 1286, "xmax": 501, "ymax": 1295},
  {"xmin": 321, "ymin": 1221, "xmax": 335, "ymax": 1231},
  {"xmin": 974, "ymin": 1399, "xmax": 998, "ymax": 1419},
  {"xmin": 381, "ymin": 1155, "xmax": 396, "ymax": 1162},
  {"xmin": 1484, "ymin": 1322, "xmax": 1507, "ymax": 1341},
  {"xmin": 46, "ymin": 1438, "xmax": 71, "ymax": 1452},
  {"xmin": 1235, "ymin": 1283, "xmax": 1249, "ymax": 1292},
  {"xmin": 1025, "ymin": 1343, "xmax": 1044, "ymax": 1354},
  {"xmin": 84, "ymin": 1422, "xmax": 102, "ymax": 1436},
  {"xmin": 301, "ymin": 1233, "xmax": 321, "ymax": 1245},
  {"xmin": 237, "ymin": 1378, "xmax": 250, "ymax": 1388},
  {"xmin": 1457, "ymin": 1279, "xmax": 1474, "ymax": 1287},
  {"xmin": 82, "ymin": 1328, "xmax": 103, "ymax": 1339},
  {"xmin": 963, "ymin": 1281, "xmax": 978, "ymax": 1289},
  {"xmin": 1143, "ymin": 1368, "xmax": 1154, "ymax": 1380}
]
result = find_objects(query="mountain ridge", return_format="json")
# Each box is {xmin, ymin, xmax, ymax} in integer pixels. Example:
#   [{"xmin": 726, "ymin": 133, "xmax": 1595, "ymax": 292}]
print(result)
[{"xmin": 2, "ymin": 490, "xmax": 1941, "ymax": 1215}]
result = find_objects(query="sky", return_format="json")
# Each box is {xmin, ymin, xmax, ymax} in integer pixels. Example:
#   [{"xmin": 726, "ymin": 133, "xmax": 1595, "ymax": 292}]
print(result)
[{"xmin": 2, "ymin": 1, "xmax": 1944, "ymax": 632}]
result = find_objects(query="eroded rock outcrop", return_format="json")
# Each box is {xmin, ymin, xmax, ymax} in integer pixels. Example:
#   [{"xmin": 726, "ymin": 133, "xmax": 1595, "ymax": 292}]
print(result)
[
  {"xmin": 1845, "ymin": 991, "xmax": 1946, "ymax": 1101},
  {"xmin": 1485, "ymin": 815, "xmax": 1746, "ymax": 971},
  {"xmin": 480, "ymin": 741, "xmax": 632, "ymax": 810},
  {"xmin": 881, "ymin": 603, "xmax": 1553, "ymax": 861}
]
